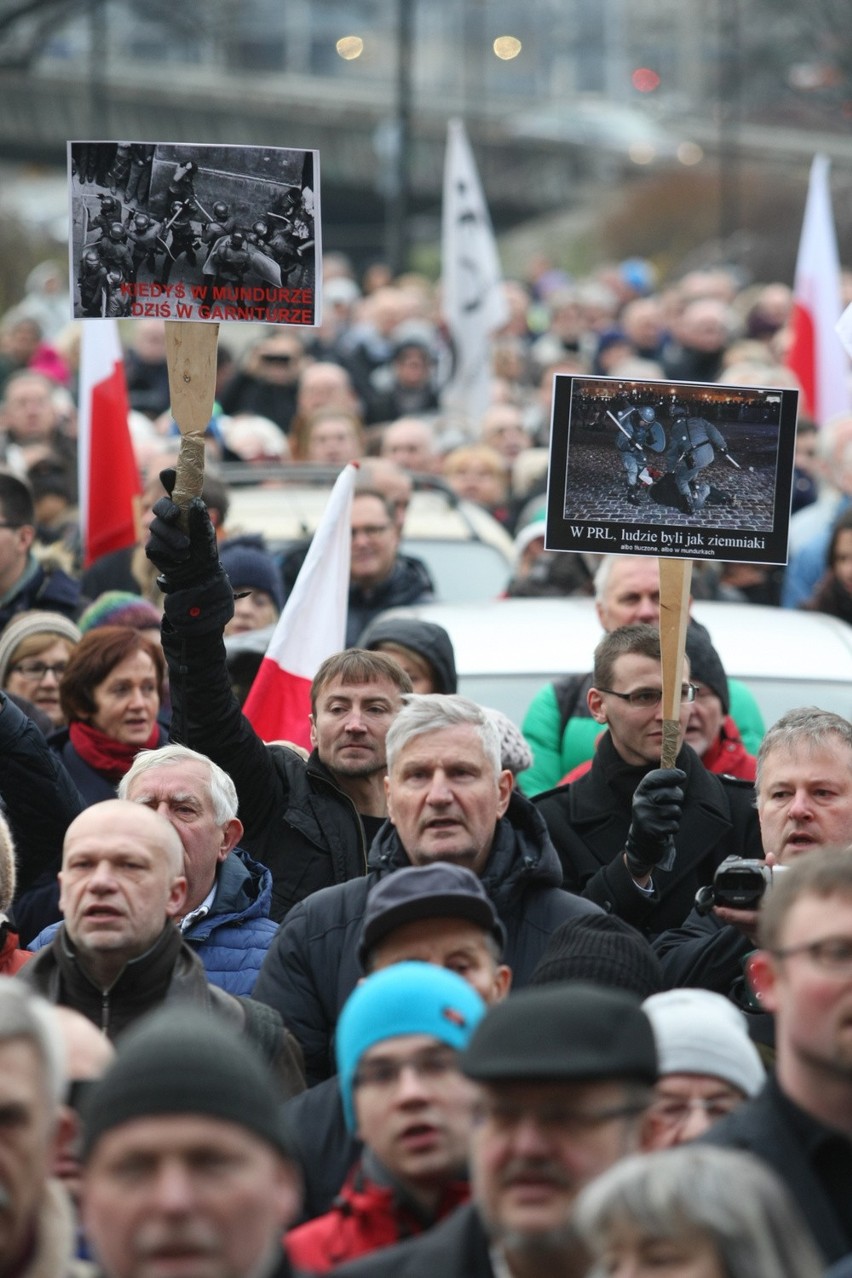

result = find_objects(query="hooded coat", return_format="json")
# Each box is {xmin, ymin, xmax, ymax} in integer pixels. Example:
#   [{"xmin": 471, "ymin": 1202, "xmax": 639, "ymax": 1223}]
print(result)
[{"xmin": 358, "ymin": 616, "xmax": 457, "ymax": 694}]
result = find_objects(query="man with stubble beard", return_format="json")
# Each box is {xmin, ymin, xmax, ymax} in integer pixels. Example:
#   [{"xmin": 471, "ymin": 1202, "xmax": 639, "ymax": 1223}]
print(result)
[{"xmin": 145, "ymin": 475, "xmax": 412, "ymax": 922}]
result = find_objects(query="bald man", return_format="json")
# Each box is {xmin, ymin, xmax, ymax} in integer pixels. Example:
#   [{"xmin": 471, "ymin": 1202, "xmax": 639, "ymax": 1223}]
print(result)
[{"xmin": 18, "ymin": 802, "xmax": 304, "ymax": 1093}]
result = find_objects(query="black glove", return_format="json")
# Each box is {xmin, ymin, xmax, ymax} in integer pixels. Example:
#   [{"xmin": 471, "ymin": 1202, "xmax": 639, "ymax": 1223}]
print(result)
[
  {"xmin": 718, "ymin": 445, "xmax": 728, "ymax": 456},
  {"xmin": 145, "ymin": 468, "xmax": 221, "ymax": 592},
  {"xmin": 624, "ymin": 767, "xmax": 686, "ymax": 879}
]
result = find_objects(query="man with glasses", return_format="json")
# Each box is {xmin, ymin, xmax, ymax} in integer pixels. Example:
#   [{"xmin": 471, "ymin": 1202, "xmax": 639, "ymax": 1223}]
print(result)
[
  {"xmin": 334, "ymin": 983, "xmax": 657, "ymax": 1278},
  {"xmin": 642, "ymin": 988, "xmax": 764, "ymax": 1149},
  {"xmin": 535, "ymin": 624, "xmax": 761, "ymax": 933},
  {"xmin": 346, "ymin": 490, "xmax": 433, "ymax": 646},
  {"xmin": 703, "ymin": 846, "xmax": 852, "ymax": 1264},
  {"xmin": 654, "ymin": 708, "xmax": 852, "ymax": 1009},
  {"xmin": 286, "ymin": 962, "xmax": 484, "ymax": 1271}
]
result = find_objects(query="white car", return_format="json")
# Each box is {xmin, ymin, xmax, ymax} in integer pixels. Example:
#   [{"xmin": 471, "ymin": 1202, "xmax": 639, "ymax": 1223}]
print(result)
[
  {"xmin": 374, "ymin": 598, "xmax": 852, "ymax": 731},
  {"xmin": 222, "ymin": 464, "xmax": 514, "ymax": 604}
]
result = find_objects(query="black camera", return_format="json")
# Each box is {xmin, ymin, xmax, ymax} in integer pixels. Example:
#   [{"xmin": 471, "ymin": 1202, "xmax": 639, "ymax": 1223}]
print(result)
[{"xmin": 695, "ymin": 856, "xmax": 787, "ymax": 916}]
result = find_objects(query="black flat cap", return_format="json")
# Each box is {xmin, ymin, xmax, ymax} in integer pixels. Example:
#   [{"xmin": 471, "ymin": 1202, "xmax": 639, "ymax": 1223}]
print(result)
[
  {"xmin": 358, "ymin": 863, "xmax": 506, "ymax": 968},
  {"xmin": 462, "ymin": 982, "xmax": 657, "ymax": 1084}
]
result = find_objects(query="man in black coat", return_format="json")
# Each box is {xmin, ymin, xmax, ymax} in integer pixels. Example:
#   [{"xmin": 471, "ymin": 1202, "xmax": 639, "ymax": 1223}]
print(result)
[
  {"xmin": 253, "ymin": 695, "xmax": 601, "ymax": 1084},
  {"xmin": 535, "ymin": 624, "xmax": 761, "ymax": 935},
  {"xmin": 702, "ymin": 847, "xmax": 852, "ymax": 1264},
  {"xmin": 145, "ymin": 476, "xmax": 413, "ymax": 922},
  {"xmin": 334, "ymin": 983, "xmax": 658, "ymax": 1278}
]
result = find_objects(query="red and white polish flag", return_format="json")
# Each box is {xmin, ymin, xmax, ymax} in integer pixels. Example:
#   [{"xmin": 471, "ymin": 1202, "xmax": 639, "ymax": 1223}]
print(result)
[
  {"xmin": 786, "ymin": 154, "xmax": 849, "ymax": 424},
  {"xmin": 242, "ymin": 463, "xmax": 357, "ymax": 749},
  {"xmin": 77, "ymin": 319, "xmax": 141, "ymax": 567}
]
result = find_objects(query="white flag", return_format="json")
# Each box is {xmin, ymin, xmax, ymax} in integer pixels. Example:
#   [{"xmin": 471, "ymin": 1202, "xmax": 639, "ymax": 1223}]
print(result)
[
  {"xmin": 440, "ymin": 118, "xmax": 508, "ymax": 433},
  {"xmin": 242, "ymin": 464, "xmax": 356, "ymax": 748},
  {"xmin": 786, "ymin": 155, "xmax": 849, "ymax": 424}
]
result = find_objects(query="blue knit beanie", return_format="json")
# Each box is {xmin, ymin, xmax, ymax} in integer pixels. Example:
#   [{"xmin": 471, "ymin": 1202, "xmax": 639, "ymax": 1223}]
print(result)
[{"xmin": 336, "ymin": 962, "xmax": 485, "ymax": 1132}]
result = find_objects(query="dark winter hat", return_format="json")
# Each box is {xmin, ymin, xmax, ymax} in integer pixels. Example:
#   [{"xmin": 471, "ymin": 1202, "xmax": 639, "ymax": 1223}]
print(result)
[
  {"xmin": 358, "ymin": 863, "xmax": 506, "ymax": 969},
  {"xmin": 358, "ymin": 617, "xmax": 457, "ymax": 694},
  {"xmin": 81, "ymin": 1007, "xmax": 294, "ymax": 1161},
  {"xmin": 462, "ymin": 982, "xmax": 657, "ymax": 1085},
  {"xmin": 596, "ymin": 327, "xmax": 629, "ymax": 357},
  {"xmin": 685, "ymin": 623, "xmax": 729, "ymax": 715},
  {"xmin": 528, "ymin": 914, "xmax": 664, "ymax": 1000},
  {"xmin": 220, "ymin": 537, "xmax": 284, "ymax": 610}
]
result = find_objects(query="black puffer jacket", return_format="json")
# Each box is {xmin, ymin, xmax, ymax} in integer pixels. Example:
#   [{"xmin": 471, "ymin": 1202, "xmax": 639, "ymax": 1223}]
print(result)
[
  {"xmin": 253, "ymin": 790, "xmax": 601, "ymax": 1084},
  {"xmin": 162, "ymin": 616, "xmax": 371, "ymax": 923},
  {"xmin": 0, "ymin": 693, "xmax": 84, "ymax": 905}
]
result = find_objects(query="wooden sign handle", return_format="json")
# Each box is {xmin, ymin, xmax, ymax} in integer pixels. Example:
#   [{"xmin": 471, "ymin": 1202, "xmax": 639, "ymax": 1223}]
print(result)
[
  {"xmin": 164, "ymin": 320, "xmax": 219, "ymax": 527},
  {"xmin": 659, "ymin": 557, "xmax": 693, "ymax": 768}
]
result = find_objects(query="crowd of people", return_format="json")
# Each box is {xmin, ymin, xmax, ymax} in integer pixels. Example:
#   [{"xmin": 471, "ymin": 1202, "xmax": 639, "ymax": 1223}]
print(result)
[{"xmin": 0, "ymin": 250, "xmax": 851, "ymax": 1277}]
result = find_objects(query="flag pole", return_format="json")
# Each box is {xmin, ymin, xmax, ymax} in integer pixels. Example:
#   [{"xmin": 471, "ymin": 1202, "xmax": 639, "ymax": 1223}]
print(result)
[{"xmin": 164, "ymin": 320, "xmax": 219, "ymax": 524}]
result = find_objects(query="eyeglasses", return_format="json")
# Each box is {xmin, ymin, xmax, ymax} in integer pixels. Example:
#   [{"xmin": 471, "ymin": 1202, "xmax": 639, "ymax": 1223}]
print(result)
[
  {"xmin": 354, "ymin": 1046, "xmax": 459, "ymax": 1090},
  {"xmin": 651, "ymin": 1096, "xmax": 741, "ymax": 1127},
  {"xmin": 9, "ymin": 661, "xmax": 68, "ymax": 681},
  {"xmin": 476, "ymin": 1098, "xmax": 648, "ymax": 1138},
  {"xmin": 596, "ymin": 684, "xmax": 697, "ymax": 708},
  {"xmin": 351, "ymin": 524, "xmax": 393, "ymax": 540},
  {"xmin": 771, "ymin": 936, "xmax": 852, "ymax": 974}
]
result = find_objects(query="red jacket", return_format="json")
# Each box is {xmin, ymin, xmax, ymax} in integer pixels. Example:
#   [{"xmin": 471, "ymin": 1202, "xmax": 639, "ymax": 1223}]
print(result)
[
  {"xmin": 285, "ymin": 1162, "xmax": 469, "ymax": 1273},
  {"xmin": 559, "ymin": 716, "xmax": 756, "ymax": 786},
  {"xmin": 0, "ymin": 925, "xmax": 31, "ymax": 975}
]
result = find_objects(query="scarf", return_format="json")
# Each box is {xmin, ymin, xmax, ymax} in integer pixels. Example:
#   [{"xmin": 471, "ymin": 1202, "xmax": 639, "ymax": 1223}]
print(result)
[{"xmin": 69, "ymin": 720, "xmax": 160, "ymax": 781}]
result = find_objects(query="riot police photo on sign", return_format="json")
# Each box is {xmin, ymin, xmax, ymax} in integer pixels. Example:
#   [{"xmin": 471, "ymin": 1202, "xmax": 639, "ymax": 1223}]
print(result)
[
  {"xmin": 544, "ymin": 375, "xmax": 799, "ymax": 565},
  {"xmin": 68, "ymin": 140, "xmax": 320, "ymax": 325}
]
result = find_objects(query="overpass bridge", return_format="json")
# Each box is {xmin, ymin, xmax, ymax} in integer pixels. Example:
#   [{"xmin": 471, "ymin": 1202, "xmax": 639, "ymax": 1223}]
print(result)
[
  {"xmin": 0, "ymin": 61, "xmax": 842, "ymax": 264},
  {"xmin": 0, "ymin": 62, "xmax": 582, "ymax": 257}
]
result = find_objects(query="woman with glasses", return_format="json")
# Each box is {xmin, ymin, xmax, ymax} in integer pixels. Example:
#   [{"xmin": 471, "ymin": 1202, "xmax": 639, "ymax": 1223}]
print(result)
[{"xmin": 0, "ymin": 610, "xmax": 81, "ymax": 730}]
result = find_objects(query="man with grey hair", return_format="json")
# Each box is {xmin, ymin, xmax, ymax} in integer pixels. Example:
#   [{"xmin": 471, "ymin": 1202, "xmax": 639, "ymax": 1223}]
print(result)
[
  {"xmin": 254, "ymin": 694, "xmax": 599, "ymax": 1084},
  {"xmin": 0, "ymin": 978, "xmax": 87, "ymax": 1278},
  {"xmin": 655, "ymin": 707, "xmax": 852, "ymax": 1002},
  {"xmin": 30, "ymin": 745, "xmax": 278, "ymax": 995}
]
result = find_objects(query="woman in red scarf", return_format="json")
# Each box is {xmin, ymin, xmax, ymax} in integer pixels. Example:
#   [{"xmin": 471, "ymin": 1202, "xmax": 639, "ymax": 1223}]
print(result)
[{"xmin": 51, "ymin": 627, "xmax": 166, "ymax": 805}]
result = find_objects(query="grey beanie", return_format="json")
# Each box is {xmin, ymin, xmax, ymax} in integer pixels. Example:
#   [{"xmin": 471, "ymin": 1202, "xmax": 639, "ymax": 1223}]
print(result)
[
  {"xmin": 483, "ymin": 707, "xmax": 533, "ymax": 776},
  {"xmin": 0, "ymin": 610, "xmax": 81, "ymax": 687},
  {"xmin": 643, "ymin": 989, "xmax": 764, "ymax": 1097},
  {"xmin": 81, "ymin": 1006, "xmax": 295, "ymax": 1160}
]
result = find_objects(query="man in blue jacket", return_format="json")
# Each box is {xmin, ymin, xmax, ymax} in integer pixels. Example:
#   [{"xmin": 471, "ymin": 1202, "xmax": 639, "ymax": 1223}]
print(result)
[
  {"xmin": 117, "ymin": 744, "xmax": 278, "ymax": 995},
  {"xmin": 30, "ymin": 744, "xmax": 278, "ymax": 996}
]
